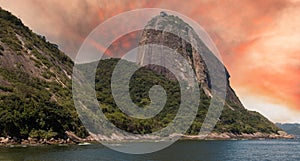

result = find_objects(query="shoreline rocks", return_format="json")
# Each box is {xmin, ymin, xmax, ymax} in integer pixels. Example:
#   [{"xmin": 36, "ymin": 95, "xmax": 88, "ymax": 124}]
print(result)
[
  {"xmin": 89, "ymin": 131, "xmax": 295, "ymax": 142},
  {"xmin": 0, "ymin": 136, "xmax": 77, "ymax": 146},
  {"xmin": 183, "ymin": 131, "xmax": 294, "ymax": 140},
  {"xmin": 0, "ymin": 131, "xmax": 95, "ymax": 146},
  {"xmin": 0, "ymin": 131, "xmax": 294, "ymax": 146}
]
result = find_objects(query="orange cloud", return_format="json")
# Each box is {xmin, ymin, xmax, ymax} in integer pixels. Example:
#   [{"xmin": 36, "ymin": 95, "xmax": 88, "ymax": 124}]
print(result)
[{"xmin": 229, "ymin": 2, "xmax": 300, "ymax": 110}]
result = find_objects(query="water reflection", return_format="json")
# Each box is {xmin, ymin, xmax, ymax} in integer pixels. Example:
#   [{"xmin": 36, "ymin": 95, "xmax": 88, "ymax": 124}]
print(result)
[{"xmin": 0, "ymin": 140, "xmax": 300, "ymax": 161}]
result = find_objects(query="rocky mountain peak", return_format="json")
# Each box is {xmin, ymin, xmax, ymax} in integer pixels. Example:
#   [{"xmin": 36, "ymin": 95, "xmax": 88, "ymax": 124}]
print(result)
[{"xmin": 137, "ymin": 13, "xmax": 212, "ymax": 95}]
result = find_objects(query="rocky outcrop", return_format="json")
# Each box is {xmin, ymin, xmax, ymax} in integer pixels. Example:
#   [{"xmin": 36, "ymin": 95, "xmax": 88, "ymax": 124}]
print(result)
[
  {"xmin": 0, "ymin": 131, "xmax": 96, "ymax": 146},
  {"xmin": 65, "ymin": 131, "xmax": 83, "ymax": 143},
  {"xmin": 0, "ymin": 136, "xmax": 75, "ymax": 146},
  {"xmin": 137, "ymin": 13, "xmax": 249, "ymax": 110},
  {"xmin": 135, "ymin": 12, "xmax": 284, "ymax": 136},
  {"xmin": 204, "ymin": 131, "xmax": 294, "ymax": 140},
  {"xmin": 137, "ymin": 15, "xmax": 212, "ymax": 95},
  {"xmin": 88, "ymin": 130, "xmax": 294, "ymax": 142}
]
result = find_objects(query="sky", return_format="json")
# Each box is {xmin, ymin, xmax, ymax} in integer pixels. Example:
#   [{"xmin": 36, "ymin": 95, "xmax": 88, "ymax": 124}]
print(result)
[{"xmin": 0, "ymin": 0, "xmax": 299, "ymax": 123}]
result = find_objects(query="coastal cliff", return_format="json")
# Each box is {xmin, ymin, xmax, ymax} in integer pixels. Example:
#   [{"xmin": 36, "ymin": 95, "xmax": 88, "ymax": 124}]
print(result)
[{"xmin": 0, "ymin": 8, "xmax": 292, "ymax": 144}]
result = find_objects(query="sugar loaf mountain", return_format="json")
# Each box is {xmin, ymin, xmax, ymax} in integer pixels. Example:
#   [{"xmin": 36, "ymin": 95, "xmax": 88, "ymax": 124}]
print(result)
[{"xmin": 0, "ymin": 8, "xmax": 293, "ymax": 144}]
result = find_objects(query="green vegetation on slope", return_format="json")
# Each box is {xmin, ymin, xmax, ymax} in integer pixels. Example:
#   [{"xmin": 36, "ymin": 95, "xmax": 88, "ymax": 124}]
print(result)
[
  {"xmin": 0, "ymin": 8, "xmax": 87, "ymax": 139},
  {"xmin": 95, "ymin": 58, "xmax": 280, "ymax": 135},
  {"xmin": 0, "ymin": 68, "xmax": 87, "ymax": 139}
]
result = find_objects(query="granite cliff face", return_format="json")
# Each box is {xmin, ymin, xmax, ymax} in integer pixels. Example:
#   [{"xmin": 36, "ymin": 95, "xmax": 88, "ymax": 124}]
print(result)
[
  {"xmin": 134, "ymin": 12, "xmax": 282, "ymax": 135},
  {"xmin": 137, "ymin": 12, "xmax": 243, "ymax": 110}
]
